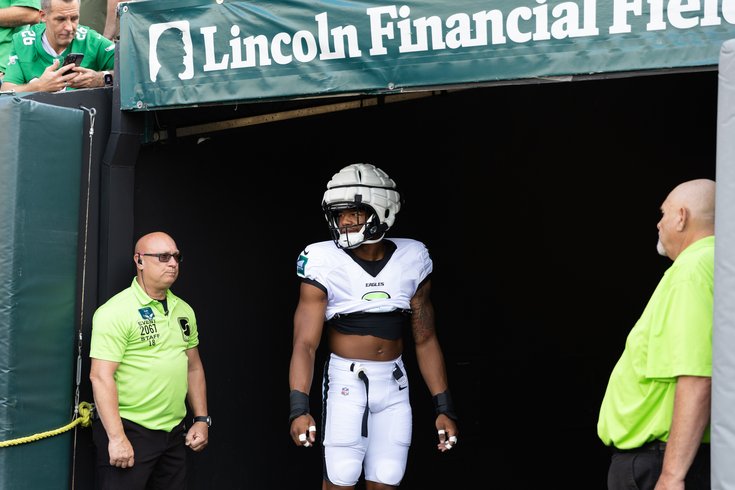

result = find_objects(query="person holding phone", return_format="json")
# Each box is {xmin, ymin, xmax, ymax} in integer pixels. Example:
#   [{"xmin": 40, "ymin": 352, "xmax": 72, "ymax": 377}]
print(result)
[{"xmin": 2, "ymin": 0, "xmax": 114, "ymax": 93}]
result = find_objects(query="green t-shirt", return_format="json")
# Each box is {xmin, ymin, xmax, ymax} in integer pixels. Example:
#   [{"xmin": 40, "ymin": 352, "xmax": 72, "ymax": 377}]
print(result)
[
  {"xmin": 597, "ymin": 235, "xmax": 714, "ymax": 449},
  {"xmin": 90, "ymin": 278, "xmax": 200, "ymax": 432},
  {"xmin": 3, "ymin": 21, "xmax": 114, "ymax": 86},
  {"xmin": 0, "ymin": 0, "xmax": 40, "ymax": 73}
]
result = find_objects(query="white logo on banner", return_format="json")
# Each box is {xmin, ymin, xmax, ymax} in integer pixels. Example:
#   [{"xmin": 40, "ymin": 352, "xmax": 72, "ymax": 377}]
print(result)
[{"xmin": 149, "ymin": 21, "xmax": 194, "ymax": 82}]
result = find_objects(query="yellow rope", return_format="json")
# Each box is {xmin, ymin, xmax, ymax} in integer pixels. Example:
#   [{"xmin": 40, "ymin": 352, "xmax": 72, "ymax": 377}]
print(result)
[{"xmin": 0, "ymin": 401, "xmax": 93, "ymax": 448}]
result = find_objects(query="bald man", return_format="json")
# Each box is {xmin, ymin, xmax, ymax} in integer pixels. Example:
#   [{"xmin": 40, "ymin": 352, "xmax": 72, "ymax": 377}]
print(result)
[
  {"xmin": 598, "ymin": 179, "xmax": 715, "ymax": 490},
  {"xmin": 89, "ymin": 231, "xmax": 210, "ymax": 490}
]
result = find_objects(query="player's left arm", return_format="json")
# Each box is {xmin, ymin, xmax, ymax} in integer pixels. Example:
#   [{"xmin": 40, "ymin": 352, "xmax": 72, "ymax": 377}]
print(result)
[{"xmin": 410, "ymin": 279, "xmax": 459, "ymax": 450}]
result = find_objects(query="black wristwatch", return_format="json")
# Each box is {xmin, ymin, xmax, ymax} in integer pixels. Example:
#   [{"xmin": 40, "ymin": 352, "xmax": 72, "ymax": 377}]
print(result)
[
  {"xmin": 193, "ymin": 415, "xmax": 212, "ymax": 427},
  {"xmin": 102, "ymin": 71, "xmax": 113, "ymax": 87}
]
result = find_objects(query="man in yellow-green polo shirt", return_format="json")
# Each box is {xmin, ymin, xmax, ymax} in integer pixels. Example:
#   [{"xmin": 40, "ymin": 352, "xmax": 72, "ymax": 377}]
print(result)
[
  {"xmin": 90, "ymin": 231, "xmax": 210, "ymax": 489},
  {"xmin": 598, "ymin": 179, "xmax": 715, "ymax": 490}
]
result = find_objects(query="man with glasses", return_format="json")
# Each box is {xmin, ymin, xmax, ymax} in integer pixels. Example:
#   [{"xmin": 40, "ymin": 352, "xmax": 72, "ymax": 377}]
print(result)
[{"xmin": 89, "ymin": 231, "xmax": 210, "ymax": 490}]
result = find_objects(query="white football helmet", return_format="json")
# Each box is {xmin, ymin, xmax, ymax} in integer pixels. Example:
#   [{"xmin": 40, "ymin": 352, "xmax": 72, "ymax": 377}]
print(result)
[{"xmin": 322, "ymin": 163, "xmax": 402, "ymax": 249}]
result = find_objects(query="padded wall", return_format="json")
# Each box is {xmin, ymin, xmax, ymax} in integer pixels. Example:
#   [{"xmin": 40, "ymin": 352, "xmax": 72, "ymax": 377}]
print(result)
[
  {"xmin": 0, "ymin": 97, "xmax": 84, "ymax": 489},
  {"xmin": 713, "ymin": 39, "xmax": 735, "ymax": 490}
]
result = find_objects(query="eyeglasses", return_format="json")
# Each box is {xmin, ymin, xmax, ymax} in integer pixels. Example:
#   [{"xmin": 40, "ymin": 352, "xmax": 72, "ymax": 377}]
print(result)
[{"xmin": 140, "ymin": 252, "xmax": 183, "ymax": 263}]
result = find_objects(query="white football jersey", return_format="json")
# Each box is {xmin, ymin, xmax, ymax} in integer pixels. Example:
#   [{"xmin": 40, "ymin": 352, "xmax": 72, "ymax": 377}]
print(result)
[{"xmin": 296, "ymin": 238, "xmax": 432, "ymax": 320}]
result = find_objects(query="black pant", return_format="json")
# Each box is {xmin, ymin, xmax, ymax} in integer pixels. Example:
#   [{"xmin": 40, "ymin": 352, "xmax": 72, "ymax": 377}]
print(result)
[
  {"xmin": 607, "ymin": 441, "xmax": 710, "ymax": 490},
  {"xmin": 92, "ymin": 418, "xmax": 187, "ymax": 490}
]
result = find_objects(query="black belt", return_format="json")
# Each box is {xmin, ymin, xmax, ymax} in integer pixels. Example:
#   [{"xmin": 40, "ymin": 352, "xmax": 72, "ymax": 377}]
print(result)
[
  {"xmin": 611, "ymin": 440, "xmax": 667, "ymax": 453},
  {"xmin": 611, "ymin": 441, "xmax": 711, "ymax": 454},
  {"xmin": 350, "ymin": 362, "xmax": 369, "ymax": 438}
]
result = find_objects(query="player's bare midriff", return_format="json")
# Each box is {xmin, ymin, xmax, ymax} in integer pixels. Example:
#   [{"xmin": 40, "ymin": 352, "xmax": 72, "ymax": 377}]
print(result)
[{"xmin": 329, "ymin": 329, "xmax": 404, "ymax": 361}]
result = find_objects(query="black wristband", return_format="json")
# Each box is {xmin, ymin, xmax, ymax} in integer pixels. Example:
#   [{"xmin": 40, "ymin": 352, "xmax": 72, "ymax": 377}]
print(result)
[
  {"xmin": 289, "ymin": 390, "xmax": 310, "ymax": 422},
  {"xmin": 432, "ymin": 390, "xmax": 458, "ymax": 421}
]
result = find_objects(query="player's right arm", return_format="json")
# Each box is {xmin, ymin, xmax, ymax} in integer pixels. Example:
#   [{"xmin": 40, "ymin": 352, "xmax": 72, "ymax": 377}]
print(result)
[{"xmin": 288, "ymin": 282, "xmax": 327, "ymax": 446}]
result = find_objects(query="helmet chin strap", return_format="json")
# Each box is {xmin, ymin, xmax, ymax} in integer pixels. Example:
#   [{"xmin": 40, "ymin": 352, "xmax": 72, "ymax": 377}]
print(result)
[
  {"xmin": 362, "ymin": 234, "xmax": 385, "ymax": 245},
  {"xmin": 338, "ymin": 228, "xmax": 385, "ymax": 249},
  {"xmin": 333, "ymin": 210, "xmax": 388, "ymax": 249},
  {"xmin": 338, "ymin": 230, "xmax": 366, "ymax": 249}
]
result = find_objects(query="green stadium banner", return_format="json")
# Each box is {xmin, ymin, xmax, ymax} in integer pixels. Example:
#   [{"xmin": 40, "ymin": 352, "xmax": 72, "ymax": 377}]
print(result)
[
  {"xmin": 0, "ymin": 97, "xmax": 83, "ymax": 490},
  {"xmin": 117, "ymin": 0, "xmax": 735, "ymax": 110}
]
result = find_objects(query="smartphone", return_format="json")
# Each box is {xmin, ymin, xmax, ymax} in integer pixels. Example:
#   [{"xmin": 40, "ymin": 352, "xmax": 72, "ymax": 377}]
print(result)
[{"xmin": 61, "ymin": 53, "xmax": 84, "ymax": 67}]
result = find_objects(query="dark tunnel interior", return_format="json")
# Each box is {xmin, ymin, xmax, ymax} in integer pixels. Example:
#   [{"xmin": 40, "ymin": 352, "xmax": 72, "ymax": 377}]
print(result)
[{"xmin": 70, "ymin": 69, "xmax": 718, "ymax": 489}]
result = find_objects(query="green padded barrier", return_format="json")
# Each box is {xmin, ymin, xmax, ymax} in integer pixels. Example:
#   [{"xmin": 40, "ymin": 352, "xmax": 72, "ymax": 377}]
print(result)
[{"xmin": 0, "ymin": 96, "xmax": 84, "ymax": 490}]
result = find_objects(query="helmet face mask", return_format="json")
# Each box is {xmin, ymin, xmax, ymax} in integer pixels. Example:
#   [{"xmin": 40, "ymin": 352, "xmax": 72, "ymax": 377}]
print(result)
[
  {"xmin": 323, "ymin": 202, "xmax": 384, "ymax": 249},
  {"xmin": 322, "ymin": 164, "xmax": 401, "ymax": 249}
]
